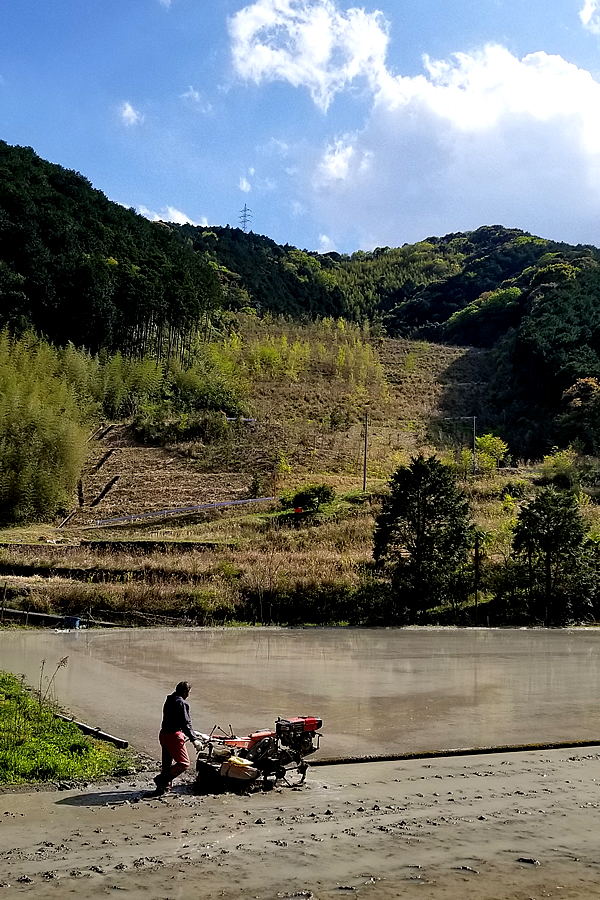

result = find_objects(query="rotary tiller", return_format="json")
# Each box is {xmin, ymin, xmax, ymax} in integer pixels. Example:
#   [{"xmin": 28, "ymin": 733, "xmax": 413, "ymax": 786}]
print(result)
[{"xmin": 194, "ymin": 715, "xmax": 322, "ymax": 792}]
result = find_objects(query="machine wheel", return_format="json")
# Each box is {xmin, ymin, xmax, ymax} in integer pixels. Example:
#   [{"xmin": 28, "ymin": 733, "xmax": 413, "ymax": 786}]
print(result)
[
  {"xmin": 194, "ymin": 761, "xmax": 223, "ymax": 794},
  {"xmin": 283, "ymin": 761, "xmax": 308, "ymax": 787}
]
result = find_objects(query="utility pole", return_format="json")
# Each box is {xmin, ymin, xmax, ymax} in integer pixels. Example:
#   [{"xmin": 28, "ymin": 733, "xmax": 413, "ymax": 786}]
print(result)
[
  {"xmin": 239, "ymin": 204, "xmax": 252, "ymax": 233},
  {"xmin": 474, "ymin": 532, "xmax": 479, "ymax": 626},
  {"xmin": 362, "ymin": 410, "xmax": 369, "ymax": 492}
]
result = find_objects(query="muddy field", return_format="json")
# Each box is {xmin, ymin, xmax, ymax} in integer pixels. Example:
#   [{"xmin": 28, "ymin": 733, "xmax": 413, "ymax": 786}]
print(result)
[
  {"xmin": 5, "ymin": 627, "xmax": 600, "ymax": 761},
  {"xmin": 2, "ymin": 749, "xmax": 600, "ymax": 899}
]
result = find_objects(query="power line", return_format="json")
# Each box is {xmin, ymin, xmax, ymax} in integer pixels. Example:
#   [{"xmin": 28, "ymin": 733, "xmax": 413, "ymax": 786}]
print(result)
[{"xmin": 239, "ymin": 203, "xmax": 252, "ymax": 232}]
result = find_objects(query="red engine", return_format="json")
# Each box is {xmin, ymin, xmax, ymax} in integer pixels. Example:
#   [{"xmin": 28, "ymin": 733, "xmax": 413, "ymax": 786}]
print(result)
[
  {"xmin": 276, "ymin": 716, "xmax": 322, "ymax": 737},
  {"xmin": 276, "ymin": 716, "xmax": 322, "ymax": 756}
]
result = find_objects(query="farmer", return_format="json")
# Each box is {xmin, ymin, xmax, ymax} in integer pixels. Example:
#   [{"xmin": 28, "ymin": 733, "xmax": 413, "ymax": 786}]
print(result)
[{"xmin": 153, "ymin": 681, "xmax": 202, "ymax": 794}]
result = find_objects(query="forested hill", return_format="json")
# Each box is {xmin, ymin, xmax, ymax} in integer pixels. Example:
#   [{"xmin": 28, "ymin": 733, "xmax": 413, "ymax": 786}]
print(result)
[
  {"xmin": 6, "ymin": 139, "xmax": 600, "ymax": 457},
  {"xmin": 182, "ymin": 222, "xmax": 600, "ymax": 350},
  {"xmin": 183, "ymin": 225, "xmax": 600, "ymax": 457},
  {"xmin": 179, "ymin": 225, "xmax": 350, "ymax": 320},
  {"xmin": 0, "ymin": 141, "xmax": 354, "ymax": 352},
  {"xmin": 0, "ymin": 141, "xmax": 223, "ymax": 353},
  {"xmin": 3, "ymin": 138, "xmax": 600, "ymax": 358},
  {"xmin": 180, "ymin": 223, "xmax": 576, "ymax": 338}
]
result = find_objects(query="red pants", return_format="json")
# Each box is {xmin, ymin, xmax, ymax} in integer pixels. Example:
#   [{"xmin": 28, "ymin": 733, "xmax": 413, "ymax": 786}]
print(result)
[{"xmin": 159, "ymin": 730, "xmax": 190, "ymax": 783}]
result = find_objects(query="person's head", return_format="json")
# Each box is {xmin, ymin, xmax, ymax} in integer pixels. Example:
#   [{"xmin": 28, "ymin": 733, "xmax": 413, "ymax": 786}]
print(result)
[{"xmin": 175, "ymin": 681, "xmax": 191, "ymax": 698}]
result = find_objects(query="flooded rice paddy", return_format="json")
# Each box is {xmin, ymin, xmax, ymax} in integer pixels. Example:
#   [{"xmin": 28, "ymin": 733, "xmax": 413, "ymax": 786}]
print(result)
[{"xmin": 1, "ymin": 627, "xmax": 600, "ymax": 759}]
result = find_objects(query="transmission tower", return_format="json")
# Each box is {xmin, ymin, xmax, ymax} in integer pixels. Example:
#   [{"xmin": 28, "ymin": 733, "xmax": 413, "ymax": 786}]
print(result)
[{"xmin": 239, "ymin": 203, "xmax": 252, "ymax": 232}]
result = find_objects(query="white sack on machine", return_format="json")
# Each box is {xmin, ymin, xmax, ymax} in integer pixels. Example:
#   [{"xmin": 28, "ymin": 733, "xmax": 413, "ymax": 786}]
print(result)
[{"xmin": 220, "ymin": 756, "xmax": 259, "ymax": 781}]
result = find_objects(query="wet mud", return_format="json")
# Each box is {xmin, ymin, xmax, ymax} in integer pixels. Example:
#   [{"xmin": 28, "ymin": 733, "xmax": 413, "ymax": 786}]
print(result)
[
  {"xmin": 2, "ymin": 627, "xmax": 600, "ymax": 758},
  {"xmin": 3, "ymin": 628, "xmax": 600, "ymax": 898},
  {"xmin": 2, "ymin": 749, "xmax": 600, "ymax": 899}
]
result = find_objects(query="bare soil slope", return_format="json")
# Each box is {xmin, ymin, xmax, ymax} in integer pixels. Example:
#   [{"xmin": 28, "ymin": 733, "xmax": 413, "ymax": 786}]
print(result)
[
  {"xmin": 68, "ymin": 426, "xmax": 251, "ymax": 528},
  {"xmin": 64, "ymin": 339, "xmax": 492, "ymax": 529}
]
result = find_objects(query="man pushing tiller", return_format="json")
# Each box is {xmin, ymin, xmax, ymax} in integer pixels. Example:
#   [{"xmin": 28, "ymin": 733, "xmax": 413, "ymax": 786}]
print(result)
[{"xmin": 153, "ymin": 681, "xmax": 203, "ymax": 795}]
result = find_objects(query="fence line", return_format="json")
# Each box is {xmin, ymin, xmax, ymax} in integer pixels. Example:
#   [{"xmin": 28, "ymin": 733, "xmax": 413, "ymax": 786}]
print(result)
[{"xmin": 88, "ymin": 495, "xmax": 276, "ymax": 527}]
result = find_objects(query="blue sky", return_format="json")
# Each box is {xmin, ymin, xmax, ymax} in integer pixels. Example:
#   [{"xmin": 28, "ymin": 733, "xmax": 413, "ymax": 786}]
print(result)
[{"xmin": 3, "ymin": 1, "xmax": 600, "ymax": 252}]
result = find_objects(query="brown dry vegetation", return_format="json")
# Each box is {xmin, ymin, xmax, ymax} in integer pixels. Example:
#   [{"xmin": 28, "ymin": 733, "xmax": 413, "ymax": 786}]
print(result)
[
  {"xmin": 0, "ymin": 503, "xmax": 377, "ymax": 624},
  {"xmin": 68, "ymin": 327, "xmax": 494, "ymax": 529},
  {"xmin": 0, "ymin": 324, "xmax": 514, "ymax": 626}
]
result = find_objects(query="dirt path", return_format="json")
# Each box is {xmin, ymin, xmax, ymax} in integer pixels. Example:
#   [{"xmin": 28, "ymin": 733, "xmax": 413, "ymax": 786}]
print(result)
[{"xmin": 2, "ymin": 747, "xmax": 600, "ymax": 898}]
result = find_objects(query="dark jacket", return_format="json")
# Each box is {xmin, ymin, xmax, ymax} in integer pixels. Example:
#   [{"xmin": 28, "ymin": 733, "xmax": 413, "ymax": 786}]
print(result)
[{"xmin": 160, "ymin": 692, "xmax": 196, "ymax": 741}]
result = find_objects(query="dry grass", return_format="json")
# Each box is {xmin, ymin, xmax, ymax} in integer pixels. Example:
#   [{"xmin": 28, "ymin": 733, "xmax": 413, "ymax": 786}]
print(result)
[
  {"xmin": 58, "ymin": 330, "xmax": 492, "ymax": 531},
  {"xmin": 0, "ymin": 499, "xmax": 377, "ymax": 624},
  {"xmin": 0, "ymin": 328, "xmax": 522, "ymax": 625},
  {"xmin": 3, "ymin": 464, "xmax": 592, "ymax": 625}
]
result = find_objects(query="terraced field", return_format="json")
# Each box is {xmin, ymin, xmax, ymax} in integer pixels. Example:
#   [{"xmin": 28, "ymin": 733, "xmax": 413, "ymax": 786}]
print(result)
[
  {"xmin": 58, "ymin": 338, "xmax": 492, "ymax": 530},
  {"xmin": 0, "ymin": 336, "xmax": 501, "ymax": 626}
]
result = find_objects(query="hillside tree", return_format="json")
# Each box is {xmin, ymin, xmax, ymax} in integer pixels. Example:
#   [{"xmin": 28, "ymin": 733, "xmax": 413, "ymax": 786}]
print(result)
[
  {"xmin": 512, "ymin": 486, "xmax": 586, "ymax": 624},
  {"xmin": 373, "ymin": 454, "xmax": 474, "ymax": 623}
]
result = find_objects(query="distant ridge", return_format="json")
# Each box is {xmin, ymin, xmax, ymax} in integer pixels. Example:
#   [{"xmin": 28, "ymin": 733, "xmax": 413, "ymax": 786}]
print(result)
[{"xmin": 3, "ymin": 139, "xmax": 600, "ymax": 455}]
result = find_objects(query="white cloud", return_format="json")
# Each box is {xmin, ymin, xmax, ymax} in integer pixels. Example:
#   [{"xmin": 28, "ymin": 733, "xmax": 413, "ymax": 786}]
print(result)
[
  {"xmin": 138, "ymin": 205, "xmax": 207, "ymax": 227},
  {"xmin": 318, "ymin": 233, "xmax": 336, "ymax": 252},
  {"xmin": 180, "ymin": 86, "xmax": 212, "ymax": 113},
  {"xmin": 261, "ymin": 137, "xmax": 290, "ymax": 156},
  {"xmin": 310, "ymin": 44, "xmax": 600, "ymax": 247},
  {"xmin": 228, "ymin": 0, "xmax": 389, "ymax": 111},
  {"xmin": 580, "ymin": 0, "xmax": 600, "ymax": 32},
  {"xmin": 239, "ymin": 176, "xmax": 252, "ymax": 192},
  {"xmin": 319, "ymin": 139, "xmax": 356, "ymax": 180},
  {"xmin": 164, "ymin": 206, "xmax": 207, "ymax": 226},
  {"xmin": 229, "ymin": 1, "xmax": 600, "ymax": 246},
  {"xmin": 120, "ymin": 101, "xmax": 144, "ymax": 127}
]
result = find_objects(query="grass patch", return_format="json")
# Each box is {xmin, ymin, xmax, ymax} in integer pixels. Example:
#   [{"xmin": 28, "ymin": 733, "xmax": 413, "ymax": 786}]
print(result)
[{"xmin": 0, "ymin": 671, "xmax": 134, "ymax": 784}]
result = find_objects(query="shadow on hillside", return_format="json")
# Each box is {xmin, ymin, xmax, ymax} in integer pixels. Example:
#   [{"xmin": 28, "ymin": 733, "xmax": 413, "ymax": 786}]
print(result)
[{"xmin": 435, "ymin": 346, "xmax": 494, "ymax": 419}]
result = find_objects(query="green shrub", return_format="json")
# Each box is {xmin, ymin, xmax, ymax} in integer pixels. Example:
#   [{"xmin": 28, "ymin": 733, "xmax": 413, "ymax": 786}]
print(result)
[
  {"xmin": 169, "ymin": 357, "xmax": 245, "ymax": 416},
  {"xmin": 132, "ymin": 408, "xmax": 229, "ymax": 446},
  {"xmin": 280, "ymin": 483, "xmax": 336, "ymax": 513},
  {"xmin": 538, "ymin": 446, "xmax": 578, "ymax": 488},
  {"xmin": 500, "ymin": 479, "xmax": 527, "ymax": 499}
]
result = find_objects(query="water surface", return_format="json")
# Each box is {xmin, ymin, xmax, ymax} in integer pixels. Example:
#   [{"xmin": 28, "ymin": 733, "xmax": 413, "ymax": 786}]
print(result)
[{"xmin": 1, "ymin": 627, "xmax": 599, "ymax": 758}]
